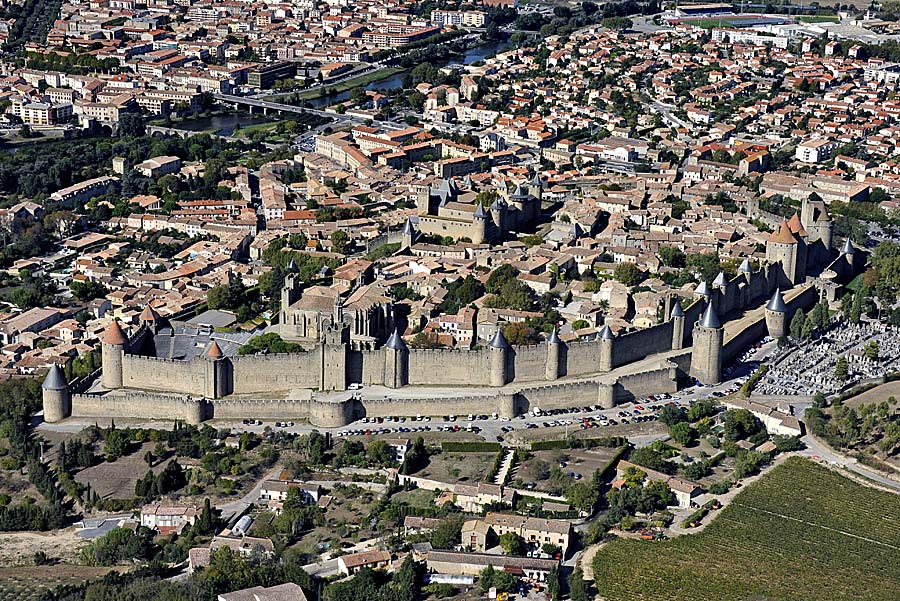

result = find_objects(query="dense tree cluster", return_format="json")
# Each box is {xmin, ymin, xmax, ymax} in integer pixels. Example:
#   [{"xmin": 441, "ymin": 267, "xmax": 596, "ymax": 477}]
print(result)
[
  {"xmin": 134, "ymin": 459, "xmax": 187, "ymax": 501},
  {"xmin": 238, "ymin": 333, "xmax": 304, "ymax": 355},
  {"xmin": 806, "ymin": 396, "xmax": 900, "ymax": 454},
  {"xmin": 0, "ymin": 378, "xmax": 68, "ymax": 531}
]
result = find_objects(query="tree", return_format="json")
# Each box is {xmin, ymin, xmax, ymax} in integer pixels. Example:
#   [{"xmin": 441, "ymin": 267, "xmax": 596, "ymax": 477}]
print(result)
[
  {"xmin": 569, "ymin": 567, "xmax": 590, "ymax": 601},
  {"xmin": 238, "ymin": 333, "xmax": 303, "ymax": 355},
  {"xmin": 499, "ymin": 532, "xmax": 526, "ymax": 555},
  {"xmin": 330, "ymin": 230, "xmax": 350, "ymax": 254},
  {"xmin": 801, "ymin": 314, "xmax": 815, "ymax": 339},
  {"xmin": 502, "ymin": 322, "xmax": 540, "ymax": 345},
  {"xmin": 602, "ymin": 16, "xmax": 633, "ymax": 30},
  {"xmin": 733, "ymin": 450, "xmax": 770, "ymax": 479},
  {"xmin": 367, "ymin": 440, "xmax": 393, "ymax": 465},
  {"xmin": 669, "ymin": 422, "xmax": 695, "ymax": 446},
  {"xmin": 772, "ymin": 435, "xmax": 803, "ymax": 452},
  {"xmin": 723, "ymin": 409, "xmax": 764, "ymax": 442},
  {"xmin": 865, "ymin": 340, "xmax": 880, "ymax": 361},
  {"xmin": 548, "ymin": 564, "xmax": 560, "ymax": 601},
  {"xmin": 790, "ymin": 308, "xmax": 806, "ymax": 340},
  {"xmin": 299, "ymin": 430, "xmax": 329, "ymax": 464},
  {"xmin": 683, "ymin": 460, "xmax": 711, "ymax": 480},
  {"xmin": 348, "ymin": 87, "xmax": 368, "ymax": 105},
  {"xmin": 430, "ymin": 515, "xmax": 464, "ymax": 549},
  {"xmin": 659, "ymin": 246, "xmax": 686, "ymax": 268},
  {"xmin": 119, "ymin": 113, "xmax": 145, "ymax": 137},
  {"xmin": 486, "ymin": 264, "xmax": 520, "ymax": 294},
  {"xmin": 687, "ymin": 399, "xmax": 718, "ymax": 421},
  {"xmin": 614, "ymin": 262, "xmax": 641, "ymax": 286},
  {"xmin": 835, "ymin": 356, "xmax": 849, "ymax": 380},
  {"xmin": 687, "ymin": 252, "xmax": 721, "ymax": 284},
  {"xmin": 143, "ymin": 450, "xmax": 154, "ymax": 467},
  {"xmin": 565, "ymin": 480, "xmax": 599, "ymax": 512},
  {"xmin": 480, "ymin": 565, "xmax": 518, "ymax": 593},
  {"xmin": 659, "ymin": 404, "xmax": 688, "ymax": 426}
]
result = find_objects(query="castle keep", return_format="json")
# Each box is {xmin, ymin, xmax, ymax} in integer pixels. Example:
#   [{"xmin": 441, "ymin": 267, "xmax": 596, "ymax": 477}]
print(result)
[{"xmin": 42, "ymin": 202, "xmax": 861, "ymax": 429}]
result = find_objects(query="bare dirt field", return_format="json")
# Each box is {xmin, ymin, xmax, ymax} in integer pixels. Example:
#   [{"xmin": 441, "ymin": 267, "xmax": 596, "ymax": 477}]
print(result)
[
  {"xmin": 0, "ymin": 528, "xmax": 86, "ymax": 566},
  {"xmin": 842, "ymin": 381, "xmax": 900, "ymax": 411},
  {"xmin": 75, "ymin": 442, "xmax": 173, "ymax": 499},
  {"xmin": 515, "ymin": 447, "xmax": 618, "ymax": 493},
  {"xmin": 0, "ymin": 564, "xmax": 125, "ymax": 601},
  {"xmin": 510, "ymin": 419, "xmax": 665, "ymax": 445},
  {"xmin": 411, "ymin": 451, "xmax": 495, "ymax": 484}
]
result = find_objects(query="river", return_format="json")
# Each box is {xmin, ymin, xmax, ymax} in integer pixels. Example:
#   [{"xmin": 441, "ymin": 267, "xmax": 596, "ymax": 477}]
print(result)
[
  {"xmin": 306, "ymin": 37, "xmax": 514, "ymax": 107},
  {"xmin": 172, "ymin": 114, "xmax": 273, "ymax": 136}
]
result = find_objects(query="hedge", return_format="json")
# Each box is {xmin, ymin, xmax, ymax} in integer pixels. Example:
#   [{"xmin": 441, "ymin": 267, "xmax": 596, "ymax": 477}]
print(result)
[
  {"xmin": 441, "ymin": 441, "xmax": 502, "ymax": 453},
  {"xmin": 680, "ymin": 499, "xmax": 719, "ymax": 528},
  {"xmin": 530, "ymin": 435, "xmax": 628, "ymax": 451},
  {"xmin": 485, "ymin": 448, "xmax": 507, "ymax": 482}
]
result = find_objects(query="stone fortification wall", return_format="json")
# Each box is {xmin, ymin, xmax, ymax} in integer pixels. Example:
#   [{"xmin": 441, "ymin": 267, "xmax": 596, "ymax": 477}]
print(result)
[
  {"xmin": 613, "ymin": 364, "xmax": 678, "ymax": 402},
  {"xmin": 564, "ymin": 340, "xmax": 602, "ymax": 376},
  {"xmin": 516, "ymin": 381, "xmax": 599, "ymax": 412},
  {"xmin": 121, "ymin": 355, "xmax": 207, "ymax": 396},
  {"xmin": 612, "ymin": 321, "xmax": 674, "ymax": 368},
  {"xmin": 229, "ymin": 350, "xmax": 322, "ymax": 394},
  {"xmin": 209, "ymin": 398, "xmax": 310, "ymax": 420},
  {"xmin": 509, "ymin": 344, "xmax": 549, "ymax": 381},
  {"xmin": 71, "ymin": 391, "xmax": 204, "ymax": 424},
  {"xmin": 406, "ymin": 348, "xmax": 493, "ymax": 386},
  {"xmin": 723, "ymin": 284, "xmax": 819, "ymax": 364},
  {"xmin": 353, "ymin": 349, "xmax": 385, "ymax": 385}
]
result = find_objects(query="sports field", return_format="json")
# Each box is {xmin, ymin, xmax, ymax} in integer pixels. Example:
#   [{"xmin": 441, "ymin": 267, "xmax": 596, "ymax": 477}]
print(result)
[{"xmin": 593, "ymin": 457, "xmax": 900, "ymax": 601}]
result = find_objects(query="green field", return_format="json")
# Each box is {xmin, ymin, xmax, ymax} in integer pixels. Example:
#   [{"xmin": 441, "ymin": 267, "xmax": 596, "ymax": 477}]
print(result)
[
  {"xmin": 680, "ymin": 16, "xmax": 766, "ymax": 29},
  {"xmin": 593, "ymin": 457, "xmax": 900, "ymax": 601},
  {"xmin": 797, "ymin": 15, "xmax": 840, "ymax": 23},
  {"xmin": 0, "ymin": 566, "xmax": 122, "ymax": 600}
]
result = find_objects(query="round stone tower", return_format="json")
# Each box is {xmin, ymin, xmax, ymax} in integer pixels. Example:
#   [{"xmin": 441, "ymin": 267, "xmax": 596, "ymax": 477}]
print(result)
[
  {"xmin": 42, "ymin": 364, "xmax": 71, "ymax": 423},
  {"xmin": 670, "ymin": 299, "xmax": 685, "ymax": 351},
  {"xmin": 690, "ymin": 302, "xmax": 724, "ymax": 386},
  {"xmin": 765, "ymin": 219, "xmax": 799, "ymax": 286},
  {"xmin": 205, "ymin": 341, "xmax": 229, "ymax": 399},
  {"xmin": 545, "ymin": 328, "xmax": 561, "ymax": 381},
  {"xmin": 599, "ymin": 324, "xmax": 614, "ymax": 373},
  {"xmin": 101, "ymin": 320, "xmax": 127, "ymax": 390},
  {"xmin": 764, "ymin": 288, "xmax": 788, "ymax": 339},
  {"xmin": 489, "ymin": 329, "xmax": 510, "ymax": 387},
  {"xmin": 383, "ymin": 329, "xmax": 409, "ymax": 388},
  {"xmin": 473, "ymin": 202, "xmax": 489, "ymax": 244}
]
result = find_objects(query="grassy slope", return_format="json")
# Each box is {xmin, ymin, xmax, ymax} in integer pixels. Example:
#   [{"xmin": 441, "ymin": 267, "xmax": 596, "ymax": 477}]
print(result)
[{"xmin": 593, "ymin": 457, "xmax": 900, "ymax": 601}]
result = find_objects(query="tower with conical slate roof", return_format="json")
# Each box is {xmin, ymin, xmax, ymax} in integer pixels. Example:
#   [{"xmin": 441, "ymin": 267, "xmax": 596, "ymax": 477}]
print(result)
[
  {"xmin": 42, "ymin": 364, "xmax": 71, "ymax": 423},
  {"xmin": 764, "ymin": 288, "xmax": 789, "ymax": 339},
  {"xmin": 599, "ymin": 324, "xmax": 614, "ymax": 373},
  {"xmin": 546, "ymin": 327, "xmax": 562, "ymax": 381},
  {"xmin": 383, "ymin": 329, "xmax": 409, "ymax": 388},
  {"xmin": 670, "ymin": 298, "xmax": 685, "ymax": 351},
  {"xmin": 489, "ymin": 329, "xmax": 510, "ymax": 387},
  {"xmin": 690, "ymin": 302, "xmax": 724, "ymax": 385}
]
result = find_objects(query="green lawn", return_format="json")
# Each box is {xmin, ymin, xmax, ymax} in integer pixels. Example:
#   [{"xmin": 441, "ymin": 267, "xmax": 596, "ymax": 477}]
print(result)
[
  {"xmin": 797, "ymin": 15, "xmax": 840, "ymax": 23},
  {"xmin": 593, "ymin": 457, "xmax": 900, "ymax": 601}
]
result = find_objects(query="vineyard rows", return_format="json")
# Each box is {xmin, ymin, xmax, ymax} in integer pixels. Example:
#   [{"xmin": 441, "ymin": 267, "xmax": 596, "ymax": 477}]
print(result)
[{"xmin": 593, "ymin": 458, "xmax": 900, "ymax": 601}]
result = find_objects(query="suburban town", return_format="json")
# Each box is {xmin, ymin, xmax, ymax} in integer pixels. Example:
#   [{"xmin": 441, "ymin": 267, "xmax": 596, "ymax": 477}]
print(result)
[{"xmin": 0, "ymin": 0, "xmax": 899, "ymax": 599}]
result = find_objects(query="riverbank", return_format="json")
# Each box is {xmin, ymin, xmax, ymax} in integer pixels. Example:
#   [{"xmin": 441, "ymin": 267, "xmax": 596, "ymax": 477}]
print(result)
[{"xmin": 268, "ymin": 67, "xmax": 405, "ymax": 103}]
